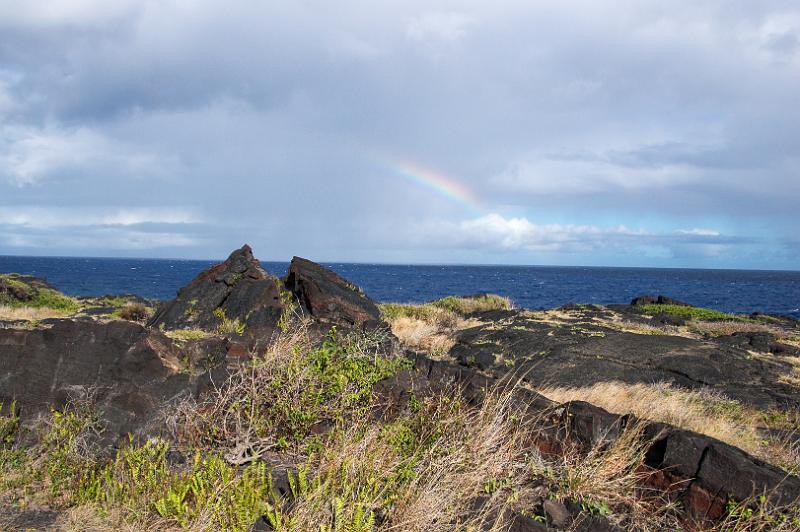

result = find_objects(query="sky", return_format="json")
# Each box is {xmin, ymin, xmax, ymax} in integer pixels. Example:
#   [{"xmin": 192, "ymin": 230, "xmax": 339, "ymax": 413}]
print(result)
[{"xmin": 0, "ymin": 1, "xmax": 799, "ymax": 269}]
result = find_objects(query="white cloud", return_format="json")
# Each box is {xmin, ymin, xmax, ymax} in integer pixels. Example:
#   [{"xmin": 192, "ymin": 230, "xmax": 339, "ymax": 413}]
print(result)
[
  {"xmin": 0, "ymin": 124, "xmax": 176, "ymax": 187},
  {"xmin": 0, "ymin": 207, "xmax": 199, "ymax": 228},
  {"xmin": 410, "ymin": 213, "xmax": 745, "ymax": 261},
  {"xmin": 0, "ymin": 0, "xmax": 140, "ymax": 30},
  {"xmin": 675, "ymin": 228, "xmax": 720, "ymax": 236},
  {"xmin": 406, "ymin": 11, "xmax": 473, "ymax": 44}
]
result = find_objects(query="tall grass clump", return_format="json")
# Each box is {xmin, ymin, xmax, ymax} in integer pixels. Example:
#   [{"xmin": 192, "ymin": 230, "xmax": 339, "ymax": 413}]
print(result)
[{"xmin": 379, "ymin": 294, "xmax": 511, "ymax": 357}]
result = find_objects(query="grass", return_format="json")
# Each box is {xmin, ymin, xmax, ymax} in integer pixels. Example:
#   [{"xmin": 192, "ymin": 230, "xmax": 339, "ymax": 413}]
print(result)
[
  {"xmin": 428, "ymin": 294, "xmax": 513, "ymax": 315},
  {"xmin": 0, "ymin": 304, "xmax": 71, "ymax": 321},
  {"xmin": 539, "ymin": 381, "xmax": 800, "ymax": 474},
  {"xmin": 163, "ymin": 328, "xmax": 213, "ymax": 341},
  {"xmin": 2, "ymin": 314, "xmax": 798, "ymax": 530},
  {"xmin": 640, "ymin": 304, "xmax": 746, "ymax": 321},
  {"xmin": 213, "ymin": 308, "xmax": 246, "ymax": 335},
  {"xmin": 0, "ymin": 322, "xmax": 535, "ymax": 530},
  {"xmin": 379, "ymin": 294, "xmax": 511, "ymax": 357},
  {"xmin": 0, "ymin": 274, "xmax": 80, "ymax": 318},
  {"xmin": 113, "ymin": 303, "xmax": 150, "ymax": 322}
]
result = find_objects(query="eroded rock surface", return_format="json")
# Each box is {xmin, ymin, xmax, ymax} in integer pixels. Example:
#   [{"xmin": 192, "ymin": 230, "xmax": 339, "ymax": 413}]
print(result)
[
  {"xmin": 287, "ymin": 256, "xmax": 381, "ymax": 327},
  {"xmin": 448, "ymin": 307, "xmax": 800, "ymax": 411},
  {"xmin": 148, "ymin": 245, "xmax": 286, "ymax": 335},
  {"xmin": 0, "ymin": 319, "xmax": 231, "ymax": 441}
]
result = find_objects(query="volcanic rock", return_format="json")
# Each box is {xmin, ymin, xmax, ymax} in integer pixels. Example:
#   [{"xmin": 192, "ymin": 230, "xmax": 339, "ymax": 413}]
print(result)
[
  {"xmin": 630, "ymin": 294, "xmax": 690, "ymax": 306},
  {"xmin": 148, "ymin": 244, "xmax": 286, "ymax": 335},
  {"xmin": 447, "ymin": 308, "xmax": 800, "ymax": 411},
  {"xmin": 286, "ymin": 256, "xmax": 381, "ymax": 328},
  {"xmin": 0, "ymin": 319, "xmax": 230, "ymax": 441}
]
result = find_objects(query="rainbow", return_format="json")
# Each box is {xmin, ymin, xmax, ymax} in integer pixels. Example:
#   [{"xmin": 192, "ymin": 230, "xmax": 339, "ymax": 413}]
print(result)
[{"xmin": 384, "ymin": 158, "xmax": 482, "ymax": 212}]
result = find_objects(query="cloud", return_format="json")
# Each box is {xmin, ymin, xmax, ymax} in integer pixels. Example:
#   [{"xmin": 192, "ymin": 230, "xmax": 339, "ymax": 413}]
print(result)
[
  {"xmin": 0, "ymin": 1, "xmax": 797, "ymax": 267},
  {"xmin": 416, "ymin": 214, "xmax": 749, "ymax": 258},
  {"xmin": 406, "ymin": 11, "xmax": 474, "ymax": 44},
  {"xmin": 0, "ymin": 124, "xmax": 177, "ymax": 187}
]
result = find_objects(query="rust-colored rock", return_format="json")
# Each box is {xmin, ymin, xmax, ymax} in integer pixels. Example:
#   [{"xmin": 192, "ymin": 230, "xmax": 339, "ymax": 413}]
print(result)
[{"xmin": 286, "ymin": 256, "xmax": 381, "ymax": 327}]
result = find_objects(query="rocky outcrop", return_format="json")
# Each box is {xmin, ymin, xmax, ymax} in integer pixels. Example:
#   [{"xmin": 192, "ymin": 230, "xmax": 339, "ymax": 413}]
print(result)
[
  {"xmin": 630, "ymin": 294, "xmax": 690, "ymax": 307},
  {"xmin": 287, "ymin": 256, "xmax": 381, "ymax": 328},
  {"xmin": 448, "ymin": 308, "xmax": 800, "ymax": 411},
  {"xmin": 544, "ymin": 400, "xmax": 800, "ymax": 521},
  {"xmin": 148, "ymin": 245, "xmax": 286, "ymax": 335},
  {"xmin": 0, "ymin": 319, "xmax": 232, "ymax": 441},
  {"xmin": 384, "ymin": 353, "xmax": 800, "ymax": 524}
]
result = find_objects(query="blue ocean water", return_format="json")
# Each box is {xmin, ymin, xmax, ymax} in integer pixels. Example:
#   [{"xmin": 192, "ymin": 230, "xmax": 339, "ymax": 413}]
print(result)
[{"xmin": 1, "ymin": 256, "xmax": 799, "ymax": 318}]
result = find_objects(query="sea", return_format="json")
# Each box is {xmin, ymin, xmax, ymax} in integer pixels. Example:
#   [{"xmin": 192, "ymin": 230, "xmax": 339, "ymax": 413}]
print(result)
[{"xmin": 1, "ymin": 256, "xmax": 799, "ymax": 318}]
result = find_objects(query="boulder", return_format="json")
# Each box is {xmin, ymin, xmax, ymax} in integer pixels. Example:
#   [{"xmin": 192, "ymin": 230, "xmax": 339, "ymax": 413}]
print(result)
[
  {"xmin": 148, "ymin": 245, "xmax": 286, "ymax": 335},
  {"xmin": 286, "ymin": 256, "xmax": 381, "ymax": 328},
  {"xmin": 630, "ymin": 295, "xmax": 690, "ymax": 307},
  {"xmin": 0, "ymin": 319, "xmax": 231, "ymax": 441}
]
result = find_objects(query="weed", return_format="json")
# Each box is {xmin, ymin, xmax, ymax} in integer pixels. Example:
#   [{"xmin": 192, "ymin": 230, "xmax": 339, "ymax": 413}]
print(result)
[{"xmin": 214, "ymin": 308, "xmax": 246, "ymax": 335}]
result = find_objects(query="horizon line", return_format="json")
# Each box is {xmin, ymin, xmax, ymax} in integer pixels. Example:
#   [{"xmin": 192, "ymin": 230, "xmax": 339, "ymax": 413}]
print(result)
[{"xmin": 1, "ymin": 252, "xmax": 798, "ymax": 274}]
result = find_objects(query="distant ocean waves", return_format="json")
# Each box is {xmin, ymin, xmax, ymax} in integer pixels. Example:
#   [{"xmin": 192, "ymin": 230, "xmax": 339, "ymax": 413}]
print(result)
[{"xmin": 1, "ymin": 256, "xmax": 799, "ymax": 318}]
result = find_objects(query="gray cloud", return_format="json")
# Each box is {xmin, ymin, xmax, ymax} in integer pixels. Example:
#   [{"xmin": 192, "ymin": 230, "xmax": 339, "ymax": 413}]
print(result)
[{"xmin": 0, "ymin": 1, "xmax": 798, "ymax": 268}]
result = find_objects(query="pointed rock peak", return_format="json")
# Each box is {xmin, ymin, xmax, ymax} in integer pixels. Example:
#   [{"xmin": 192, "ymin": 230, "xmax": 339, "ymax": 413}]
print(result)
[{"xmin": 148, "ymin": 246, "xmax": 284, "ymax": 334}]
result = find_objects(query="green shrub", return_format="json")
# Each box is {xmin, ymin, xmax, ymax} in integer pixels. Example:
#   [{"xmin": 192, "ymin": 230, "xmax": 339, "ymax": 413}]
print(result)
[
  {"xmin": 639, "ymin": 304, "xmax": 746, "ymax": 321},
  {"xmin": 115, "ymin": 302, "xmax": 149, "ymax": 321}
]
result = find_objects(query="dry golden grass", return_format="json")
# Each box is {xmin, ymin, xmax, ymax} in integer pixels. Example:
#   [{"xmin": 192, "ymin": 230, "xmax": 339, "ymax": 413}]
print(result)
[
  {"xmin": 380, "ymin": 298, "xmax": 485, "ymax": 357},
  {"xmin": 603, "ymin": 319, "xmax": 677, "ymax": 336},
  {"xmin": 692, "ymin": 320, "xmax": 777, "ymax": 337},
  {"xmin": 0, "ymin": 304, "xmax": 73, "ymax": 321},
  {"xmin": 388, "ymin": 315, "xmax": 458, "ymax": 356},
  {"xmin": 539, "ymin": 381, "xmax": 800, "ymax": 474},
  {"xmin": 283, "ymin": 391, "xmax": 534, "ymax": 531},
  {"xmin": 56, "ymin": 505, "xmax": 173, "ymax": 531},
  {"xmin": 535, "ymin": 421, "xmax": 679, "ymax": 530}
]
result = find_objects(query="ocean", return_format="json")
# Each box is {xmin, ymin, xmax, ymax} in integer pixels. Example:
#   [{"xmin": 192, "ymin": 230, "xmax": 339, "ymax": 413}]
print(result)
[{"xmin": 1, "ymin": 255, "xmax": 799, "ymax": 318}]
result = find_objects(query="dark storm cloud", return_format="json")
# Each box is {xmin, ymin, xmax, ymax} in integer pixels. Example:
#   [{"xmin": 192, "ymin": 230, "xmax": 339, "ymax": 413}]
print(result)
[{"xmin": 0, "ymin": 1, "xmax": 798, "ymax": 268}]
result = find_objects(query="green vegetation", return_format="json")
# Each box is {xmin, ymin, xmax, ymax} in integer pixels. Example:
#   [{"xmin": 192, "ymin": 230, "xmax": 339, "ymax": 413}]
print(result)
[
  {"xmin": 113, "ymin": 302, "xmax": 150, "ymax": 321},
  {"xmin": 2, "ymin": 320, "xmax": 799, "ymax": 530},
  {"xmin": 0, "ymin": 273, "xmax": 80, "ymax": 314},
  {"xmin": 164, "ymin": 328, "xmax": 213, "ymax": 341},
  {"xmin": 639, "ymin": 303, "xmax": 746, "ymax": 321},
  {"xmin": 214, "ymin": 307, "xmax": 246, "ymax": 335},
  {"xmin": 380, "ymin": 293, "xmax": 512, "ymax": 328},
  {"xmin": 0, "ymin": 401, "xmax": 19, "ymax": 445},
  {"xmin": 429, "ymin": 293, "xmax": 512, "ymax": 314},
  {"xmin": 182, "ymin": 326, "xmax": 410, "ymax": 452},
  {"xmin": 276, "ymin": 278, "xmax": 298, "ymax": 331},
  {"xmin": 97, "ymin": 295, "xmax": 135, "ymax": 308}
]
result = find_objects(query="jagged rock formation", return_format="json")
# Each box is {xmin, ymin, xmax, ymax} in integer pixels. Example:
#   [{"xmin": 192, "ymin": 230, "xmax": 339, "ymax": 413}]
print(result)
[
  {"xmin": 287, "ymin": 256, "xmax": 381, "ymax": 327},
  {"xmin": 148, "ymin": 245, "xmax": 286, "ymax": 334}
]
